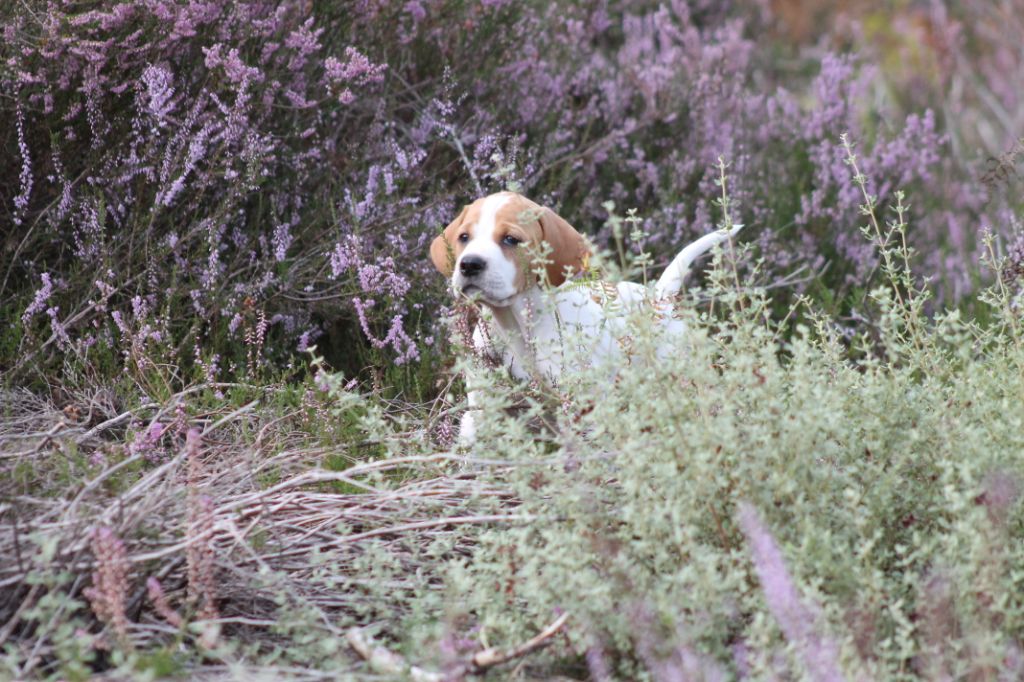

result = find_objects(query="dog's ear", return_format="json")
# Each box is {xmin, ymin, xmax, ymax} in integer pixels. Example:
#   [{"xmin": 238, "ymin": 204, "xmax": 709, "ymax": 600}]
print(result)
[
  {"xmin": 430, "ymin": 205, "xmax": 469, "ymax": 277},
  {"xmin": 537, "ymin": 207, "xmax": 589, "ymax": 286}
]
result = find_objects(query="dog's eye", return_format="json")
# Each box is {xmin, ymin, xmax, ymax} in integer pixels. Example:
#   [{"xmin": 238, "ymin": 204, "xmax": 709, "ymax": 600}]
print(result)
[
  {"xmin": 501, "ymin": 235, "xmax": 522, "ymax": 247},
  {"xmin": 458, "ymin": 233, "xmax": 469, "ymax": 243}
]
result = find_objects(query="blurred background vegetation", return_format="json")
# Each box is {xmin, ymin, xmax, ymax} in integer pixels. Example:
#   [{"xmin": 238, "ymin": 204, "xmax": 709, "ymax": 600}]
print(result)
[{"xmin": 1, "ymin": 0, "xmax": 1021, "ymax": 399}]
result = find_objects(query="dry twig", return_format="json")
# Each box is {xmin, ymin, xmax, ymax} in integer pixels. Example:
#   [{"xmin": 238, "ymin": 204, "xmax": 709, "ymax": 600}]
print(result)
[{"xmin": 346, "ymin": 611, "xmax": 571, "ymax": 679}]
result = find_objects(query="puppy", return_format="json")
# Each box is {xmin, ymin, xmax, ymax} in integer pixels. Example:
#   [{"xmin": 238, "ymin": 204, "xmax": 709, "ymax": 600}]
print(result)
[{"xmin": 431, "ymin": 191, "xmax": 740, "ymax": 443}]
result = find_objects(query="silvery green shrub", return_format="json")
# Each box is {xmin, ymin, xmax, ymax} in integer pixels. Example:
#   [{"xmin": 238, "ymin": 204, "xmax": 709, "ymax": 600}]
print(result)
[{"xmin": 422, "ymin": 177, "xmax": 1024, "ymax": 680}]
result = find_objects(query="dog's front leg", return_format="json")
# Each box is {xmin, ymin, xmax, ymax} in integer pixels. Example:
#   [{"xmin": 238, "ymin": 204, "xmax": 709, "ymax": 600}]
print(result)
[
  {"xmin": 456, "ymin": 320, "xmax": 502, "ymax": 448},
  {"xmin": 458, "ymin": 387, "xmax": 482, "ymax": 447}
]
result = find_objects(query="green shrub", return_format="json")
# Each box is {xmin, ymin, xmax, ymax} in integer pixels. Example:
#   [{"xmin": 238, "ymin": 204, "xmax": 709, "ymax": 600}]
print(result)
[{"xmin": 417, "ymin": 155, "xmax": 1024, "ymax": 679}]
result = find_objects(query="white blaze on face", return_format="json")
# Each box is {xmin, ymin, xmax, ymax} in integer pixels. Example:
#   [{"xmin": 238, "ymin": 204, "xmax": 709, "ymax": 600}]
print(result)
[{"xmin": 452, "ymin": 192, "xmax": 520, "ymax": 305}]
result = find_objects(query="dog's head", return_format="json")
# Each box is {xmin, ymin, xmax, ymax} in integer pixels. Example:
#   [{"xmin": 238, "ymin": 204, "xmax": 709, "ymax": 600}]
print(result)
[{"xmin": 430, "ymin": 192, "xmax": 589, "ymax": 307}]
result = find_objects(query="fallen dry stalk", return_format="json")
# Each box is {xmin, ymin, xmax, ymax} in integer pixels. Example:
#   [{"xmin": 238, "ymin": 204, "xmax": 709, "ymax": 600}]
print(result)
[
  {"xmin": 346, "ymin": 611, "xmax": 571, "ymax": 679},
  {"xmin": 469, "ymin": 610, "xmax": 571, "ymax": 671},
  {"xmin": 345, "ymin": 627, "xmax": 444, "ymax": 682}
]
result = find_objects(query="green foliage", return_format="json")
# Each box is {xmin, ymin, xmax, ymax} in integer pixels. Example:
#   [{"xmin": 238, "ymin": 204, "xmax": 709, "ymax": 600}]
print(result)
[{"xmin": 2, "ymin": 537, "xmax": 97, "ymax": 680}]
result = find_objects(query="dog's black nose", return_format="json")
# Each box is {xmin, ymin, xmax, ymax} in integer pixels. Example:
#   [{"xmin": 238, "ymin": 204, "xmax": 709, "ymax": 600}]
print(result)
[{"xmin": 459, "ymin": 255, "xmax": 486, "ymax": 277}]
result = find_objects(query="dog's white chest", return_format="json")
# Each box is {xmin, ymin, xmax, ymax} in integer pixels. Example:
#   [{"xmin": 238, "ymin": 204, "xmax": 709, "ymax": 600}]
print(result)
[{"xmin": 476, "ymin": 281, "xmax": 685, "ymax": 383}]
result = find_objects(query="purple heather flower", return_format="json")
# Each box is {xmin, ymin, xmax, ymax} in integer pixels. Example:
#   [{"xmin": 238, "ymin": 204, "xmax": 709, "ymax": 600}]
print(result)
[
  {"xmin": 13, "ymin": 103, "xmax": 32, "ymax": 225},
  {"xmin": 737, "ymin": 502, "xmax": 845, "ymax": 682},
  {"xmin": 140, "ymin": 63, "xmax": 176, "ymax": 120},
  {"xmin": 22, "ymin": 273, "xmax": 55, "ymax": 325}
]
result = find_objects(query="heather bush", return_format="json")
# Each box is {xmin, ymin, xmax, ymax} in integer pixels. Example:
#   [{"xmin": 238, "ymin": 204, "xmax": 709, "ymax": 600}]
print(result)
[{"xmin": 3, "ymin": 1, "xmax": 1019, "ymax": 389}]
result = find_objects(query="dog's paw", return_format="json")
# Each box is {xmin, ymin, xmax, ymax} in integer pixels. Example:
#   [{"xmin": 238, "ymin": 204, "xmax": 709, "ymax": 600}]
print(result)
[{"xmin": 457, "ymin": 410, "xmax": 478, "ymax": 448}]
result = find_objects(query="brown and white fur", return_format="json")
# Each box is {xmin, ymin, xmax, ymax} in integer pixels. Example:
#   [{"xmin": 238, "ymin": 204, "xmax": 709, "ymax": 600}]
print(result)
[{"xmin": 431, "ymin": 191, "xmax": 741, "ymax": 444}]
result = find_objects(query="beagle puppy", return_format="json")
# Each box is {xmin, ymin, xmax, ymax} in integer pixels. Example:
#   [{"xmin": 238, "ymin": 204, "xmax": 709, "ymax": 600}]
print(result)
[{"xmin": 431, "ymin": 191, "xmax": 740, "ymax": 444}]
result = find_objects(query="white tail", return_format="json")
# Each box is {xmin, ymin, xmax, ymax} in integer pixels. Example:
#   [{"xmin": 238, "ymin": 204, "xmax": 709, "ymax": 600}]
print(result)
[{"xmin": 653, "ymin": 224, "xmax": 743, "ymax": 299}]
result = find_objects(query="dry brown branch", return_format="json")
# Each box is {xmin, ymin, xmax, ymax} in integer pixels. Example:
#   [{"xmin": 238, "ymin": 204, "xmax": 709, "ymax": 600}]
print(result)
[
  {"xmin": 346, "ymin": 611, "xmax": 571, "ymax": 679},
  {"xmin": 345, "ymin": 627, "xmax": 444, "ymax": 681},
  {"xmin": 469, "ymin": 610, "xmax": 571, "ymax": 671},
  {"xmin": 75, "ymin": 402, "xmax": 160, "ymax": 444}
]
